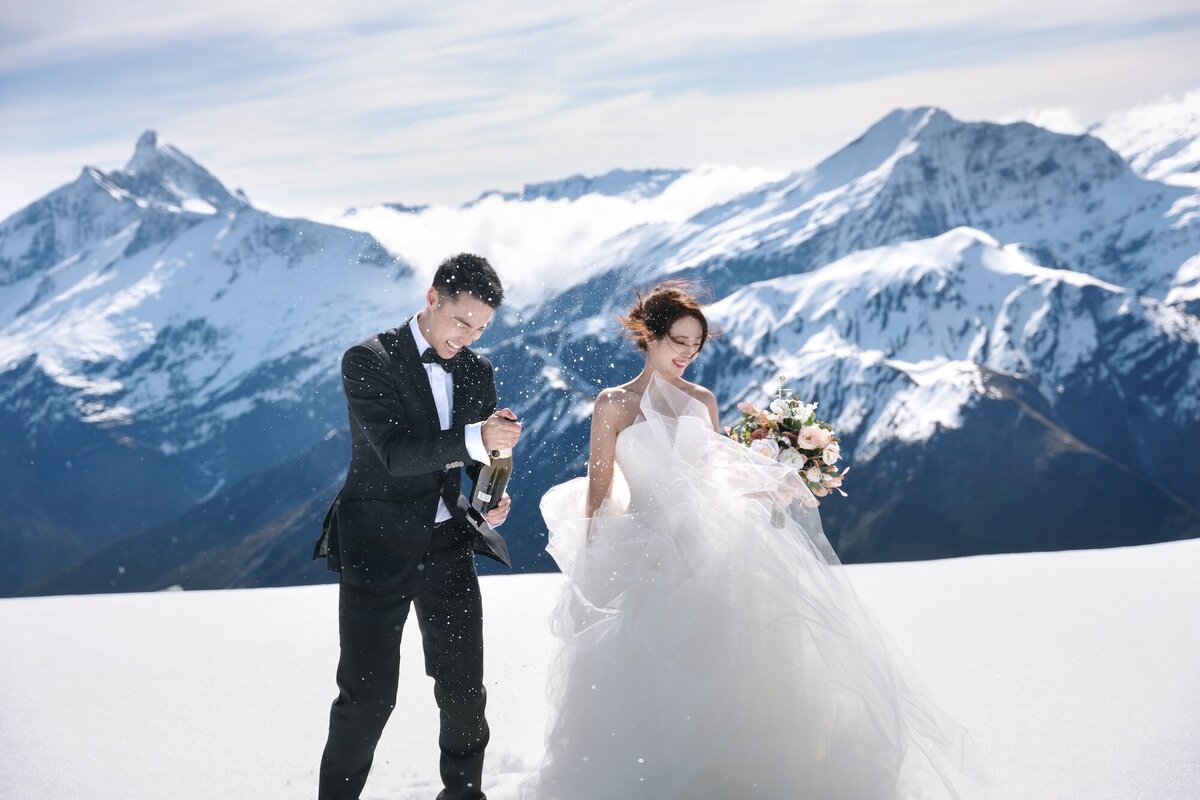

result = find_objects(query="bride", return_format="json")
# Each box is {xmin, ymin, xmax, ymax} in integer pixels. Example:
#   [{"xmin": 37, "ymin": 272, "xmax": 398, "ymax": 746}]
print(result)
[{"xmin": 519, "ymin": 282, "xmax": 989, "ymax": 799}]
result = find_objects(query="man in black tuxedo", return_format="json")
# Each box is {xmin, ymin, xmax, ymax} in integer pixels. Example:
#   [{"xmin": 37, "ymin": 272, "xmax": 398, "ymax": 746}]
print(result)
[{"xmin": 312, "ymin": 253, "xmax": 522, "ymax": 800}]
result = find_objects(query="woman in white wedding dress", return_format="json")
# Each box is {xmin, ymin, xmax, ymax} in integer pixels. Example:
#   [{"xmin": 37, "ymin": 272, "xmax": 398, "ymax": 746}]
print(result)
[{"xmin": 519, "ymin": 282, "xmax": 988, "ymax": 800}]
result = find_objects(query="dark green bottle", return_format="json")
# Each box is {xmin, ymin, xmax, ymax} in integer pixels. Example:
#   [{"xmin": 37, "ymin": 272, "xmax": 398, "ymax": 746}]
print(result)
[{"xmin": 471, "ymin": 447, "xmax": 513, "ymax": 513}]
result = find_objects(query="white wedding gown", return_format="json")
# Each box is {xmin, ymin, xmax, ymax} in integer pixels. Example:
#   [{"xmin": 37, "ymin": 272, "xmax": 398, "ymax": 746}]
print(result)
[{"xmin": 519, "ymin": 374, "xmax": 989, "ymax": 799}]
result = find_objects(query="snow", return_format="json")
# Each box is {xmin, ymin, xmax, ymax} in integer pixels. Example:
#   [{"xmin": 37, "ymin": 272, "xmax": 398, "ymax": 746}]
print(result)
[
  {"xmin": 1, "ymin": 538, "xmax": 1196, "ymax": 800},
  {"xmin": 633, "ymin": 107, "xmax": 1199, "ymax": 299},
  {"xmin": 864, "ymin": 358, "xmax": 980, "ymax": 454},
  {"xmin": 5, "ymin": 104, "xmax": 1199, "ymax": 463},
  {"xmin": 1170, "ymin": 253, "xmax": 1200, "ymax": 306},
  {"xmin": 0, "ymin": 195, "xmax": 415, "ymax": 447},
  {"xmin": 704, "ymin": 226, "xmax": 1200, "ymax": 458},
  {"xmin": 1089, "ymin": 89, "xmax": 1200, "ymax": 190},
  {"xmin": 180, "ymin": 197, "xmax": 218, "ymax": 215}
]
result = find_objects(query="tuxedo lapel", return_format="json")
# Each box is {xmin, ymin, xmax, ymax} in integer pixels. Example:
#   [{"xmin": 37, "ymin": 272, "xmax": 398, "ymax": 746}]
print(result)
[
  {"xmin": 388, "ymin": 319, "xmax": 440, "ymax": 433},
  {"xmin": 452, "ymin": 348, "xmax": 489, "ymax": 428},
  {"xmin": 452, "ymin": 360, "xmax": 468, "ymax": 429}
]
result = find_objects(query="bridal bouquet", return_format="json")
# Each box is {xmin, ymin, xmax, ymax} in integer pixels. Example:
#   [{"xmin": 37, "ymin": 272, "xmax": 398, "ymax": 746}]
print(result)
[{"xmin": 726, "ymin": 379, "xmax": 848, "ymax": 503}]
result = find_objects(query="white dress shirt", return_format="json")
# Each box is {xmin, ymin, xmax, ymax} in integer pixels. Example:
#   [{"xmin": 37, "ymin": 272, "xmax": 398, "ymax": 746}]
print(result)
[{"xmin": 410, "ymin": 314, "xmax": 491, "ymax": 523}]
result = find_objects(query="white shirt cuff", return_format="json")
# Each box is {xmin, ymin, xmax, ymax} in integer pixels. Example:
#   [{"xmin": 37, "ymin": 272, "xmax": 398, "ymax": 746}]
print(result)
[{"xmin": 464, "ymin": 422, "xmax": 490, "ymax": 465}]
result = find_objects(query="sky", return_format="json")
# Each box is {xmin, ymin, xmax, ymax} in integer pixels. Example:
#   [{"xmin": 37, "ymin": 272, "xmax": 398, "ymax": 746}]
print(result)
[{"xmin": 2, "ymin": 0, "xmax": 1200, "ymax": 221}]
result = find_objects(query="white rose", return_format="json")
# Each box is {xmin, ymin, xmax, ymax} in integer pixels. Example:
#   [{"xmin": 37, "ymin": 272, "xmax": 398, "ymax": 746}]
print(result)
[
  {"xmin": 749, "ymin": 438, "xmax": 780, "ymax": 461},
  {"xmin": 805, "ymin": 466, "xmax": 823, "ymax": 483},
  {"xmin": 793, "ymin": 401, "xmax": 816, "ymax": 424},
  {"xmin": 778, "ymin": 448, "xmax": 806, "ymax": 468},
  {"xmin": 822, "ymin": 442, "xmax": 841, "ymax": 465},
  {"xmin": 769, "ymin": 399, "xmax": 791, "ymax": 417}
]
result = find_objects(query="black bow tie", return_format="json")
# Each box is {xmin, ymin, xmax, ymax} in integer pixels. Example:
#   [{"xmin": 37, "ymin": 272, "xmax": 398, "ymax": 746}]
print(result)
[{"xmin": 421, "ymin": 346, "xmax": 461, "ymax": 373}]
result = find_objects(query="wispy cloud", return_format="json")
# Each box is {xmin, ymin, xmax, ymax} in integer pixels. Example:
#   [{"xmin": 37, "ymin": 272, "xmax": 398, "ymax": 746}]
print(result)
[{"xmin": 2, "ymin": 1, "xmax": 1199, "ymax": 219}]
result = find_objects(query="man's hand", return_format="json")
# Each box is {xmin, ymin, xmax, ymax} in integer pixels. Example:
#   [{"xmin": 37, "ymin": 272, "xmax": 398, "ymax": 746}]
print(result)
[
  {"xmin": 482, "ymin": 408, "xmax": 522, "ymax": 453},
  {"xmin": 482, "ymin": 492, "xmax": 511, "ymax": 526}
]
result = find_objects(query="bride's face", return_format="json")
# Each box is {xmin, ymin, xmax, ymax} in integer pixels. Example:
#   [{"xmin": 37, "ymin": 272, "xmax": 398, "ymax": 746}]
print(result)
[{"xmin": 647, "ymin": 315, "xmax": 704, "ymax": 377}]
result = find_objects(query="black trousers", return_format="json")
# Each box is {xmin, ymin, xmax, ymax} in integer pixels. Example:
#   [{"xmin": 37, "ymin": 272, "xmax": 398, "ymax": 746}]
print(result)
[{"xmin": 318, "ymin": 522, "xmax": 489, "ymax": 800}]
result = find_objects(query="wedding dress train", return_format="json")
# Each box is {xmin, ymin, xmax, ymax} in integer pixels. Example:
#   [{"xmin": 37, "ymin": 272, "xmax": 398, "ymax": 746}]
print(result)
[{"xmin": 519, "ymin": 373, "xmax": 988, "ymax": 799}]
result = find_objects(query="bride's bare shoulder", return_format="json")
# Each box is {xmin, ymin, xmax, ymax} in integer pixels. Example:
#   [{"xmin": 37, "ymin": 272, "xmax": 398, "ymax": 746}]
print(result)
[
  {"xmin": 596, "ymin": 384, "xmax": 640, "ymax": 404},
  {"xmin": 592, "ymin": 385, "xmax": 642, "ymax": 427}
]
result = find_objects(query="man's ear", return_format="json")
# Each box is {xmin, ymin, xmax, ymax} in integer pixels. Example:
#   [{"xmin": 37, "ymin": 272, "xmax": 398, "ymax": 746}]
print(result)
[{"xmin": 426, "ymin": 286, "xmax": 438, "ymax": 307}]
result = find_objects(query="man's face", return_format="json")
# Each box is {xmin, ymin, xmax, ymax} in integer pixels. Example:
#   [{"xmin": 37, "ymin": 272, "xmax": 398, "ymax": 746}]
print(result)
[{"xmin": 419, "ymin": 287, "xmax": 495, "ymax": 358}]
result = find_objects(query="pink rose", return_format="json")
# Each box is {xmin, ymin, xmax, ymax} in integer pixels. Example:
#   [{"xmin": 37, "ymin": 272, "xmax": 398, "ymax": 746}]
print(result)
[
  {"xmin": 796, "ymin": 425, "xmax": 831, "ymax": 450},
  {"xmin": 737, "ymin": 401, "xmax": 758, "ymax": 415}
]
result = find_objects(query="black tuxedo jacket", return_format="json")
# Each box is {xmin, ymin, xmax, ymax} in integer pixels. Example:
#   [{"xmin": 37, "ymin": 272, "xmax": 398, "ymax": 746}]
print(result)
[{"xmin": 312, "ymin": 318, "xmax": 509, "ymax": 595}]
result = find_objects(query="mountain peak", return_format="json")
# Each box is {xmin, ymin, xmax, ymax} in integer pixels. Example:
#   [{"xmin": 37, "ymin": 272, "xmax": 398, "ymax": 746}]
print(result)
[
  {"xmin": 124, "ymin": 129, "xmax": 172, "ymax": 176},
  {"xmin": 131, "ymin": 129, "xmax": 159, "ymax": 163},
  {"xmin": 468, "ymin": 167, "xmax": 689, "ymax": 206},
  {"xmin": 116, "ymin": 130, "xmax": 243, "ymax": 213},
  {"xmin": 123, "ymin": 129, "xmax": 182, "ymax": 175},
  {"xmin": 854, "ymin": 106, "xmax": 956, "ymax": 146},
  {"xmin": 796, "ymin": 106, "xmax": 958, "ymax": 195}
]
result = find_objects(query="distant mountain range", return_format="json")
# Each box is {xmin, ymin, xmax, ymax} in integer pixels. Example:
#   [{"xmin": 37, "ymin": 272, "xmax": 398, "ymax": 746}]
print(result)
[
  {"xmin": 3, "ymin": 93, "xmax": 1198, "ymax": 597},
  {"xmin": 1088, "ymin": 88, "xmax": 1200, "ymax": 190}
]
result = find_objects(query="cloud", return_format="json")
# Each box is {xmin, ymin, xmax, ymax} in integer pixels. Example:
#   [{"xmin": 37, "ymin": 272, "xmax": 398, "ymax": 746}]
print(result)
[
  {"xmin": 1000, "ymin": 108, "xmax": 1089, "ymax": 135},
  {"xmin": 2, "ymin": 1, "xmax": 1199, "ymax": 220}
]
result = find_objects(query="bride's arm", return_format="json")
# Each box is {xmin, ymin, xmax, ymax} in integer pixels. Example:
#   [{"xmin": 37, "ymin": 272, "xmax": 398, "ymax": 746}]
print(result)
[{"xmin": 585, "ymin": 391, "xmax": 622, "ymax": 531}]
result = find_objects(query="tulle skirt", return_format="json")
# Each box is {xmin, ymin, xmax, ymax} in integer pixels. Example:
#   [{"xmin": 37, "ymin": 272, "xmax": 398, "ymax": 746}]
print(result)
[{"xmin": 519, "ymin": 375, "xmax": 988, "ymax": 799}]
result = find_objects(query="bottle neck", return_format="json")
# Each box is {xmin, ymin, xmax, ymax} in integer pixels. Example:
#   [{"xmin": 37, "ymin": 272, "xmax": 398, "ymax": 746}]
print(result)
[{"xmin": 491, "ymin": 447, "xmax": 513, "ymax": 459}]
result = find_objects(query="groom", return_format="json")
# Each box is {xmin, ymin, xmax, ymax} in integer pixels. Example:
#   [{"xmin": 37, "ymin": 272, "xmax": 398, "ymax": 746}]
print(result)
[{"xmin": 312, "ymin": 253, "xmax": 521, "ymax": 800}]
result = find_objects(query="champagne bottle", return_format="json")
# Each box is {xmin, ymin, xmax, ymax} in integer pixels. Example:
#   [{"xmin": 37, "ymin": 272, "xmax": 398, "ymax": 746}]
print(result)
[{"xmin": 471, "ymin": 448, "xmax": 513, "ymax": 514}]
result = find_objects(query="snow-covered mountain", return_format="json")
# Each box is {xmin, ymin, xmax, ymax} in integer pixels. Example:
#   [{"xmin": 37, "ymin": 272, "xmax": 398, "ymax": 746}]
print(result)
[
  {"xmin": 0, "ymin": 131, "xmax": 247, "ymax": 288},
  {"xmin": 707, "ymin": 227, "xmax": 1199, "ymax": 458},
  {"xmin": 700, "ymin": 229, "xmax": 1200, "ymax": 556},
  {"xmin": 5, "ymin": 97, "xmax": 1200, "ymax": 597},
  {"xmin": 1089, "ymin": 89, "xmax": 1200, "ymax": 190},
  {"xmin": 469, "ymin": 168, "xmax": 689, "ymax": 204},
  {"xmin": 1084, "ymin": 91, "xmax": 1200, "ymax": 310},
  {"xmin": 656, "ymin": 107, "xmax": 1197, "ymax": 303},
  {"xmin": 464, "ymin": 107, "xmax": 1200, "ymax": 564},
  {"xmin": 0, "ymin": 131, "xmax": 415, "ymax": 593}
]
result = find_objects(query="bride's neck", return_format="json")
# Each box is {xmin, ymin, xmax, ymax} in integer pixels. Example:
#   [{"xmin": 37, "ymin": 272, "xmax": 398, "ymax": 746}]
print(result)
[{"xmin": 630, "ymin": 362, "xmax": 684, "ymax": 391}]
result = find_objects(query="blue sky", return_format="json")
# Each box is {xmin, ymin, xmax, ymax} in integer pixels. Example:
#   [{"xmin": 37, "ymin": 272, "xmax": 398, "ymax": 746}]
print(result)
[{"xmin": 2, "ymin": 0, "xmax": 1199, "ymax": 219}]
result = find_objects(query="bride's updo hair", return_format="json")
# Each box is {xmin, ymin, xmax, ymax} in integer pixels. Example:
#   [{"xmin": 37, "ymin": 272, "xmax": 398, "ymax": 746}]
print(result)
[{"xmin": 618, "ymin": 280, "xmax": 716, "ymax": 352}]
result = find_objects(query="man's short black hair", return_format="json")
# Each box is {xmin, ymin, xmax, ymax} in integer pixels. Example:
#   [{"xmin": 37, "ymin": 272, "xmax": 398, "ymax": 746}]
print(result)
[{"xmin": 433, "ymin": 253, "xmax": 504, "ymax": 308}]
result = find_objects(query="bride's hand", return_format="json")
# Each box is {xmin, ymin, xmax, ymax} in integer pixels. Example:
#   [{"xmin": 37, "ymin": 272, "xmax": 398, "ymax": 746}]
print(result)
[{"xmin": 741, "ymin": 480, "xmax": 815, "ymax": 508}]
